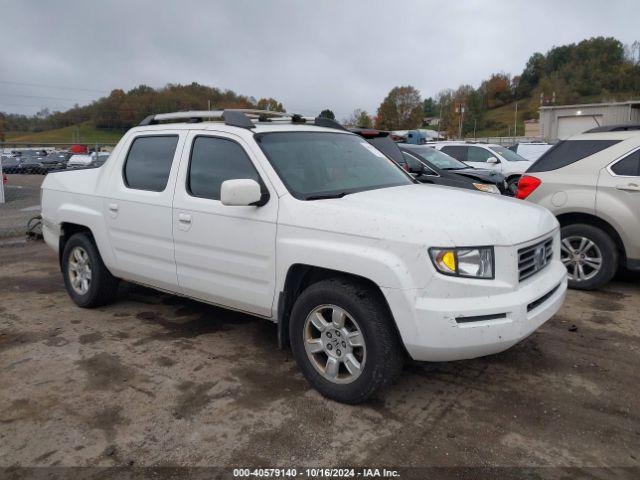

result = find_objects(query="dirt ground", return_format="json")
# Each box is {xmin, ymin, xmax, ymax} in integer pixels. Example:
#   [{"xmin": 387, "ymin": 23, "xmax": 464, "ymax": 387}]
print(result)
[{"xmin": 0, "ymin": 242, "xmax": 639, "ymax": 477}]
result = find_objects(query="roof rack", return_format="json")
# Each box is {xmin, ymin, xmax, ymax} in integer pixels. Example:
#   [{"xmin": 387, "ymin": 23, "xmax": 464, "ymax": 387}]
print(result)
[
  {"xmin": 585, "ymin": 123, "xmax": 640, "ymax": 133},
  {"xmin": 138, "ymin": 109, "xmax": 347, "ymax": 131}
]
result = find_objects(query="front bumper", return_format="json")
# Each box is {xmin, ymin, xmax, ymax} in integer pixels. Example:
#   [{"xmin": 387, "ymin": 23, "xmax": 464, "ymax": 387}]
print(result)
[{"xmin": 382, "ymin": 260, "xmax": 567, "ymax": 362}]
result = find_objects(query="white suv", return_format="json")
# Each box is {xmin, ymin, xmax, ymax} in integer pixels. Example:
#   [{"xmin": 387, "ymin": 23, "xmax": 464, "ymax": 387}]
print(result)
[
  {"xmin": 429, "ymin": 142, "xmax": 532, "ymax": 194},
  {"xmin": 517, "ymin": 125, "xmax": 640, "ymax": 290},
  {"xmin": 41, "ymin": 110, "xmax": 567, "ymax": 403}
]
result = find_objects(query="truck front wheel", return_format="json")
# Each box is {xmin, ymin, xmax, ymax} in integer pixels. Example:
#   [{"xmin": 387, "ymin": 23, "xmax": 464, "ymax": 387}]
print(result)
[
  {"xmin": 62, "ymin": 233, "xmax": 119, "ymax": 308},
  {"xmin": 289, "ymin": 277, "xmax": 404, "ymax": 404}
]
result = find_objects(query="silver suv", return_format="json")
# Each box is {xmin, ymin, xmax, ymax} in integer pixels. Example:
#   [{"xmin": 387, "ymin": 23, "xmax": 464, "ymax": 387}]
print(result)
[{"xmin": 517, "ymin": 124, "xmax": 640, "ymax": 289}]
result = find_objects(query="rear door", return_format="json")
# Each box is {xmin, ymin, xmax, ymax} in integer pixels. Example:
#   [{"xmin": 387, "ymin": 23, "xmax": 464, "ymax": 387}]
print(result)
[
  {"xmin": 597, "ymin": 147, "xmax": 640, "ymax": 259},
  {"xmin": 104, "ymin": 131, "xmax": 185, "ymax": 291},
  {"xmin": 172, "ymin": 131, "xmax": 278, "ymax": 317}
]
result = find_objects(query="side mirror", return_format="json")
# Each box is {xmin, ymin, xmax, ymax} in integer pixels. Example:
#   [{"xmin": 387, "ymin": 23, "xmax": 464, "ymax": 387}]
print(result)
[
  {"xmin": 486, "ymin": 157, "xmax": 500, "ymax": 164},
  {"xmin": 220, "ymin": 179, "xmax": 266, "ymax": 206},
  {"xmin": 408, "ymin": 162, "xmax": 425, "ymax": 175}
]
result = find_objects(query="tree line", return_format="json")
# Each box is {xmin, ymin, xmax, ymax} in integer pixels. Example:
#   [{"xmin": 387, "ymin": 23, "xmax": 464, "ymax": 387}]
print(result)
[{"xmin": 2, "ymin": 37, "xmax": 638, "ymax": 139}]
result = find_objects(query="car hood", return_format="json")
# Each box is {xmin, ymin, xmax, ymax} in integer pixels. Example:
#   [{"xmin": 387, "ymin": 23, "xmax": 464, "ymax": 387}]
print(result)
[
  {"xmin": 450, "ymin": 168, "xmax": 504, "ymax": 183},
  {"xmin": 279, "ymin": 184, "xmax": 557, "ymax": 247}
]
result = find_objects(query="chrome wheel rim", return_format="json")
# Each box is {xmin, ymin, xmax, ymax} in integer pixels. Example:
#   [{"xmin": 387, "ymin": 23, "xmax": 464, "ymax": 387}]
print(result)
[
  {"xmin": 560, "ymin": 236, "xmax": 602, "ymax": 282},
  {"xmin": 68, "ymin": 246, "xmax": 92, "ymax": 295},
  {"xmin": 303, "ymin": 304, "xmax": 366, "ymax": 384}
]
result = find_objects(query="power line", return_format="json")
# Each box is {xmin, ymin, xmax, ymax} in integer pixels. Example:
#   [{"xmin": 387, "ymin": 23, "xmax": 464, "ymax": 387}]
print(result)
[{"xmin": 0, "ymin": 80, "xmax": 108, "ymax": 94}]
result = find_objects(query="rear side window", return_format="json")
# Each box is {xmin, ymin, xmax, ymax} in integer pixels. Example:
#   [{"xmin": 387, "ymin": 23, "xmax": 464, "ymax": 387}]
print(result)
[
  {"xmin": 123, "ymin": 135, "xmax": 178, "ymax": 191},
  {"xmin": 440, "ymin": 146, "xmax": 467, "ymax": 162},
  {"xmin": 188, "ymin": 136, "xmax": 261, "ymax": 200},
  {"xmin": 611, "ymin": 150, "xmax": 640, "ymax": 176},
  {"xmin": 528, "ymin": 140, "xmax": 620, "ymax": 173}
]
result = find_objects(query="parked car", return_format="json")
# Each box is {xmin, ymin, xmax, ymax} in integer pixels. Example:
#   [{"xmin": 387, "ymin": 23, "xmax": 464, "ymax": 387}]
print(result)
[
  {"xmin": 15, "ymin": 150, "xmax": 48, "ymax": 174},
  {"xmin": 350, "ymin": 129, "xmax": 500, "ymax": 194},
  {"xmin": 517, "ymin": 124, "xmax": 640, "ymax": 290},
  {"xmin": 508, "ymin": 142, "xmax": 554, "ymax": 161},
  {"xmin": 41, "ymin": 109, "xmax": 567, "ymax": 404},
  {"xmin": 67, "ymin": 152, "xmax": 109, "ymax": 169},
  {"xmin": 399, "ymin": 144, "xmax": 506, "ymax": 194},
  {"xmin": 38, "ymin": 151, "xmax": 70, "ymax": 172},
  {"xmin": 1, "ymin": 154, "xmax": 22, "ymax": 173},
  {"xmin": 429, "ymin": 142, "xmax": 532, "ymax": 195}
]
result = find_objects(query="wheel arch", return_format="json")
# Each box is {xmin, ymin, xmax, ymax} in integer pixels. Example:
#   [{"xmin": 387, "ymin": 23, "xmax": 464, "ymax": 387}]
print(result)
[
  {"xmin": 277, "ymin": 264, "xmax": 403, "ymax": 352},
  {"xmin": 59, "ymin": 222, "xmax": 93, "ymax": 264},
  {"xmin": 556, "ymin": 212, "xmax": 626, "ymax": 265}
]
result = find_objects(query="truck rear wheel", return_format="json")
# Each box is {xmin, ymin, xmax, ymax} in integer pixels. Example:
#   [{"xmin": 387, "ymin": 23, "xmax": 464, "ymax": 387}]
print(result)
[
  {"xmin": 289, "ymin": 277, "xmax": 404, "ymax": 404},
  {"xmin": 62, "ymin": 233, "xmax": 119, "ymax": 308}
]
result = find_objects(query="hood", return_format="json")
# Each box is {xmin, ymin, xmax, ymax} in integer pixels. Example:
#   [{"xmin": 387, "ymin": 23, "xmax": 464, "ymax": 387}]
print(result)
[
  {"xmin": 279, "ymin": 184, "xmax": 557, "ymax": 247},
  {"xmin": 451, "ymin": 168, "xmax": 504, "ymax": 183}
]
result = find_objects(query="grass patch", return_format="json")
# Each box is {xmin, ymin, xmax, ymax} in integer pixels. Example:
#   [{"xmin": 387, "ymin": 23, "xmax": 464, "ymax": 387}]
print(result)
[{"xmin": 5, "ymin": 122, "xmax": 124, "ymax": 145}]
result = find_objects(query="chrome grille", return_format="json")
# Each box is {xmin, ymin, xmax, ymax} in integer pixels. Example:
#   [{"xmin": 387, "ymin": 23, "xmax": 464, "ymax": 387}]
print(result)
[{"xmin": 518, "ymin": 237, "xmax": 553, "ymax": 281}]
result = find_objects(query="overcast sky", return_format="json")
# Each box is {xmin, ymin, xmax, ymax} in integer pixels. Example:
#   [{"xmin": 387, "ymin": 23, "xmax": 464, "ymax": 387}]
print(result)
[{"xmin": 1, "ymin": 0, "xmax": 638, "ymax": 119}]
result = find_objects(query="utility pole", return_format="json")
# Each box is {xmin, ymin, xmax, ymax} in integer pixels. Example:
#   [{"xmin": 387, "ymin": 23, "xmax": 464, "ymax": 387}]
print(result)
[
  {"xmin": 455, "ymin": 104, "xmax": 465, "ymax": 139},
  {"xmin": 514, "ymin": 102, "xmax": 518, "ymax": 139}
]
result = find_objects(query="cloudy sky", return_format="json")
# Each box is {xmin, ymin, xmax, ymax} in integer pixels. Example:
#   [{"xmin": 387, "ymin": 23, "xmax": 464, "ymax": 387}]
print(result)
[{"xmin": 1, "ymin": 0, "xmax": 638, "ymax": 119}]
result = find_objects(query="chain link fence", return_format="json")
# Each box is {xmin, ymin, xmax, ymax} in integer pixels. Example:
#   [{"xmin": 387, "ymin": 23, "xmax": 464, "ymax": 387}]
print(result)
[{"xmin": 0, "ymin": 143, "xmax": 115, "ymax": 242}]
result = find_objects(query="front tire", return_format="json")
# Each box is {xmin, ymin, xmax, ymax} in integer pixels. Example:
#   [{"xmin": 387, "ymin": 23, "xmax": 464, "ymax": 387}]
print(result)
[
  {"xmin": 289, "ymin": 277, "xmax": 404, "ymax": 404},
  {"xmin": 62, "ymin": 232, "xmax": 119, "ymax": 308},
  {"xmin": 560, "ymin": 224, "xmax": 618, "ymax": 290}
]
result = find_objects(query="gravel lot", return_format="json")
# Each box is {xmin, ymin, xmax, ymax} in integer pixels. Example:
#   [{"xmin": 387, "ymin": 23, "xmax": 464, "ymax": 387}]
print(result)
[{"xmin": 0, "ymin": 242, "xmax": 639, "ymax": 477}]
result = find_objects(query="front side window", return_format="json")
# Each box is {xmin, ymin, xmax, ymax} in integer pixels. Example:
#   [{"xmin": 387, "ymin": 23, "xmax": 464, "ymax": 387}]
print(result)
[
  {"xmin": 123, "ymin": 135, "xmax": 178, "ymax": 192},
  {"xmin": 489, "ymin": 145, "xmax": 528, "ymax": 162},
  {"xmin": 188, "ymin": 137, "xmax": 261, "ymax": 200},
  {"xmin": 529, "ymin": 140, "xmax": 620, "ymax": 173},
  {"xmin": 611, "ymin": 150, "xmax": 640, "ymax": 176},
  {"xmin": 440, "ymin": 145, "xmax": 467, "ymax": 162},
  {"xmin": 467, "ymin": 146, "xmax": 496, "ymax": 163},
  {"xmin": 256, "ymin": 132, "xmax": 413, "ymax": 200}
]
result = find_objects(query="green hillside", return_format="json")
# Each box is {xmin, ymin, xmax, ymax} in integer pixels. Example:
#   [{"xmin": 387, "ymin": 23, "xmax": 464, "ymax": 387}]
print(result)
[{"xmin": 5, "ymin": 122, "xmax": 124, "ymax": 145}]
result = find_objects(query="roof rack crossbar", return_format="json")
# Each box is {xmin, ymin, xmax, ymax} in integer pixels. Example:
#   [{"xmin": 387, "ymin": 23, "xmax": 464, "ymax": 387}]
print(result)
[
  {"xmin": 137, "ymin": 109, "xmax": 348, "ymax": 132},
  {"xmin": 585, "ymin": 123, "xmax": 640, "ymax": 133}
]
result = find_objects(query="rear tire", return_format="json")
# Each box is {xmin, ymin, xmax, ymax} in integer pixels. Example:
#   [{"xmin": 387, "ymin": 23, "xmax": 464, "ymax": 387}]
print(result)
[
  {"xmin": 289, "ymin": 277, "xmax": 404, "ymax": 404},
  {"xmin": 560, "ymin": 224, "xmax": 618, "ymax": 290},
  {"xmin": 61, "ymin": 232, "xmax": 119, "ymax": 308}
]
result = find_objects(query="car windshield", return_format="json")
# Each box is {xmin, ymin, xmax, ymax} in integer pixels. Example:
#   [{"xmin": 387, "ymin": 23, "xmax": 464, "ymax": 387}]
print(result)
[
  {"xmin": 403, "ymin": 145, "xmax": 470, "ymax": 170},
  {"xmin": 489, "ymin": 145, "xmax": 528, "ymax": 162},
  {"xmin": 256, "ymin": 131, "xmax": 413, "ymax": 200}
]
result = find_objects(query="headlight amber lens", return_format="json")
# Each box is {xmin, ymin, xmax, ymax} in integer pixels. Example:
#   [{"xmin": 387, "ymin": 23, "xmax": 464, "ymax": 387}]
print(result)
[{"xmin": 429, "ymin": 247, "xmax": 494, "ymax": 279}]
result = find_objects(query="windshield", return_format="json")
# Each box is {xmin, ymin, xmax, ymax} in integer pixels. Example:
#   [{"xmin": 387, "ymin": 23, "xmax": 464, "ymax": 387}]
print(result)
[
  {"xmin": 256, "ymin": 132, "xmax": 413, "ymax": 200},
  {"xmin": 489, "ymin": 145, "xmax": 528, "ymax": 162},
  {"xmin": 403, "ymin": 145, "xmax": 469, "ymax": 170}
]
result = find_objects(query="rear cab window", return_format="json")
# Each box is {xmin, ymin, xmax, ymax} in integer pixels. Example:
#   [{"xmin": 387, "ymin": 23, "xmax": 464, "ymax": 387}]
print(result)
[
  {"xmin": 528, "ymin": 140, "xmax": 620, "ymax": 173},
  {"xmin": 123, "ymin": 135, "xmax": 179, "ymax": 191}
]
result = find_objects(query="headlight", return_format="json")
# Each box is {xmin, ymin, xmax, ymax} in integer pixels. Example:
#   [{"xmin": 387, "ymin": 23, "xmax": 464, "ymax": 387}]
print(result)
[
  {"xmin": 473, "ymin": 183, "xmax": 500, "ymax": 194},
  {"xmin": 429, "ymin": 247, "xmax": 494, "ymax": 279}
]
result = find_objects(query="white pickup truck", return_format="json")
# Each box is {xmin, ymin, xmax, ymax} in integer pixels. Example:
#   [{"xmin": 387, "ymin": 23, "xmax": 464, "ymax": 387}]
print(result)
[{"xmin": 41, "ymin": 110, "xmax": 567, "ymax": 404}]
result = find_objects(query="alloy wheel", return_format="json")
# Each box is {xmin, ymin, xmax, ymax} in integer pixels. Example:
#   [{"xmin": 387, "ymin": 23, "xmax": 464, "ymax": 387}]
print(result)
[
  {"xmin": 68, "ymin": 246, "xmax": 92, "ymax": 295},
  {"xmin": 560, "ymin": 236, "xmax": 602, "ymax": 282},
  {"xmin": 303, "ymin": 304, "xmax": 366, "ymax": 384}
]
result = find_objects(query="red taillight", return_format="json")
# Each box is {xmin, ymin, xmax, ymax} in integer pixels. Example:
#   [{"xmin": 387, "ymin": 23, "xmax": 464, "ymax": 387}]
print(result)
[{"xmin": 516, "ymin": 175, "xmax": 541, "ymax": 199}]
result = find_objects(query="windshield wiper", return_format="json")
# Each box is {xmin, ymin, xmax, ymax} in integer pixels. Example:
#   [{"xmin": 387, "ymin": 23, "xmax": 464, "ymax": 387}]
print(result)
[{"xmin": 305, "ymin": 192, "xmax": 351, "ymax": 200}]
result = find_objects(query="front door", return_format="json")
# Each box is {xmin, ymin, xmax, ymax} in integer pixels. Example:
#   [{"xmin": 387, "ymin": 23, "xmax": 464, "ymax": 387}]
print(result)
[{"xmin": 172, "ymin": 132, "xmax": 278, "ymax": 317}]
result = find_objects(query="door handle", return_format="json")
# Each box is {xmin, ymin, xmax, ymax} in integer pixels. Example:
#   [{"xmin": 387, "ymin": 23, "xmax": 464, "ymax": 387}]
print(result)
[
  {"xmin": 615, "ymin": 183, "xmax": 640, "ymax": 192},
  {"xmin": 108, "ymin": 203, "xmax": 118, "ymax": 212},
  {"xmin": 178, "ymin": 213, "xmax": 192, "ymax": 224}
]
